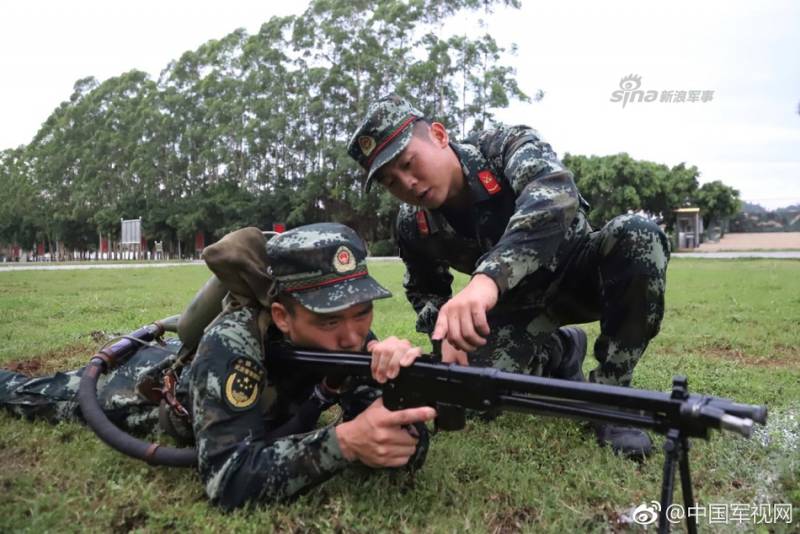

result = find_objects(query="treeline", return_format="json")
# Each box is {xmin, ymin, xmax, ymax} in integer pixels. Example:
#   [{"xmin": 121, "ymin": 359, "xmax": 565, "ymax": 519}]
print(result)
[
  {"xmin": 0, "ymin": 0, "xmax": 742, "ymax": 260},
  {"xmin": 0, "ymin": 0, "xmax": 527, "ymax": 257},
  {"xmin": 565, "ymin": 153, "xmax": 741, "ymax": 231}
]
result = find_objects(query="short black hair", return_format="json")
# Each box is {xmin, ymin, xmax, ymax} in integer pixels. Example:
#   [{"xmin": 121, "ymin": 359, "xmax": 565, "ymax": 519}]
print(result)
[
  {"xmin": 276, "ymin": 293, "xmax": 299, "ymax": 316},
  {"xmin": 412, "ymin": 118, "xmax": 433, "ymax": 142}
]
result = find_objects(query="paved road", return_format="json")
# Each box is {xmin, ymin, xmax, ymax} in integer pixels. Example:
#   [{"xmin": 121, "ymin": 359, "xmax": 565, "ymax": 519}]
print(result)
[
  {"xmin": 2, "ymin": 253, "xmax": 799, "ymax": 272},
  {"xmin": 672, "ymin": 252, "xmax": 800, "ymax": 259},
  {"xmin": 0, "ymin": 260, "xmax": 206, "ymax": 272}
]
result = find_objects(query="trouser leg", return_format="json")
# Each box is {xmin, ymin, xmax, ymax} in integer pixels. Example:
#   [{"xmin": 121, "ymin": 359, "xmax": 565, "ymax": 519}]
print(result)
[
  {"xmin": 0, "ymin": 368, "xmax": 83, "ymax": 422},
  {"xmin": 585, "ymin": 214, "xmax": 670, "ymax": 386},
  {"xmin": 0, "ymin": 341, "xmax": 180, "ymax": 433},
  {"xmin": 469, "ymin": 309, "xmax": 583, "ymax": 379}
]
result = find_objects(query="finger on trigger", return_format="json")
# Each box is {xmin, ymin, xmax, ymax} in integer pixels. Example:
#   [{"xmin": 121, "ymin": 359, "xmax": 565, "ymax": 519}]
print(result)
[{"xmin": 391, "ymin": 406, "xmax": 436, "ymax": 426}]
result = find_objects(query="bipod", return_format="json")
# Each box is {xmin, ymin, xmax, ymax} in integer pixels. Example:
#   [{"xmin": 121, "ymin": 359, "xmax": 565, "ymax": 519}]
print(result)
[{"xmin": 658, "ymin": 376, "xmax": 697, "ymax": 534}]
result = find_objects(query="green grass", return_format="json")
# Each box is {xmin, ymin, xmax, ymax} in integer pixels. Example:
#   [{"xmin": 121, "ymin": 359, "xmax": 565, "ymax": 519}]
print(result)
[{"xmin": 1, "ymin": 259, "xmax": 799, "ymax": 533}]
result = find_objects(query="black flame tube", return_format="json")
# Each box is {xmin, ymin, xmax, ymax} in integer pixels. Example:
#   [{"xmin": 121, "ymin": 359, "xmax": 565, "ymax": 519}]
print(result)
[{"xmin": 77, "ymin": 319, "xmax": 197, "ymax": 467}]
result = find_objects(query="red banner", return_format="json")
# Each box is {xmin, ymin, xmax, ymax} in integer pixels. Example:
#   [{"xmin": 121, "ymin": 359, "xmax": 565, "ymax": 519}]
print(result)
[
  {"xmin": 101, "ymin": 238, "xmax": 109, "ymax": 253},
  {"xmin": 195, "ymin": 231, "xmax": 205, "ymax": 251},
  {"xmin": 273, "ymin": 223, "xmax": 286, "ymax": 233},
  {"xmin": 37, "ymin": 243, "xmax": 45, "ymax": 255}
]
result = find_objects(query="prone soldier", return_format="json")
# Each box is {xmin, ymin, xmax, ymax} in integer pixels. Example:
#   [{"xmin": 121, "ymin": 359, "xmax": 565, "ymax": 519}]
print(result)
[
  {"xmin": 0, "ymin": 223, "xmax": 435, "ymax": 509},
  {"xmin": 348, "ymin": 95, "xmax": 670, "ymax": 458}
]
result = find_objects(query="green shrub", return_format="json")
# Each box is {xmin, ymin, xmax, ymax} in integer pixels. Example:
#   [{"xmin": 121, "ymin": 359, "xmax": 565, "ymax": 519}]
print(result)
[{"xmin": 369, "ymin": 239, "xmax": 397, "ymax": 256}]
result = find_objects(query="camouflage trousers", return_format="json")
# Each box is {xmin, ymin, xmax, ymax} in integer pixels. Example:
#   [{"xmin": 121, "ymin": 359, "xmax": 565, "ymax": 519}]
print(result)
[
  {"xmin": 471, "ymin": 214, "xmax": 670, "ymax": 387},
  {"xmin": 0, "ymin": 341, "xmax": 180, "ymax": 434}
]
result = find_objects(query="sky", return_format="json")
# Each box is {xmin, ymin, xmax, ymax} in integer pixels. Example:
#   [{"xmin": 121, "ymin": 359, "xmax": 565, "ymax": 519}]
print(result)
[{"xmin": 2, "ymin": 0, "xmax": 798, "ymax": 209}]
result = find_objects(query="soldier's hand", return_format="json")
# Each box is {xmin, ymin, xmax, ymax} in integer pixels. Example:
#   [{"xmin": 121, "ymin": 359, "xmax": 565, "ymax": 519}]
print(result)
[
  {"xmin": 432, "ymin": 274, "xmax": 498, "ymax": 352},
  {"xmin": 335, "ymin": 398, "xmax": 436, "ymax": 468},
  {"xmin": 441, "ymin": 338, "xmax": 469, "ymax": 366},
  {"xmin": 368, "ymin": 337, "xmax": 422, "ymax": 384}
]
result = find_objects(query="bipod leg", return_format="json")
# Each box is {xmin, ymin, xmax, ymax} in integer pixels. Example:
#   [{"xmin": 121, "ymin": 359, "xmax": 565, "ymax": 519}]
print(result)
[
  {"xmin": 679, "ymin": 433, "xmax": 698, "ymax": 534},
  {"xmin": 658, "ymin": 429, "xmax": 679, "ymax": 534},
  {"xmin": 658, "ymin": 429, "xmax": 697, "ymax": 534}
]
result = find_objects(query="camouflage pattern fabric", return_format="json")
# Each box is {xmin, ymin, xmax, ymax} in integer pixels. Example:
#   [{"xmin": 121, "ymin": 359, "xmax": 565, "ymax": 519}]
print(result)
[
  {"xmin": 1, "ymin": 222, "xmax": 427, "ymax": 510},
  {"xmin": 267, "ymin": 223, "xmax": 391, "ymax": 313},
  {"xmin": 0, "ymin": 339, "xmax": 180, "ymax": 433},
  {"xmin": 346, "ymin": 94, "xmax": 425, "ymax": 191},
  {"xmin": 189, "ymin": 304, "xmax": 427, "ymax": 510},
  {"xmin": 1, "ymin": 306, "xmax": 428, "ymax": 510},
  {"xmin": 397, "ymin": 125, "xmax": 670, "ymax": 386}
]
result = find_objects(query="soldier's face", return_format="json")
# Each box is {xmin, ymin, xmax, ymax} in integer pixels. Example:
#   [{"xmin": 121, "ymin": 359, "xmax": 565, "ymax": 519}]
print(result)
[
  {"xmin": 376, "ymin": 122, "xmax": 462, "ymax": 209},
  {"xmin": 271, "ymin": 300, "xmax": 374, "ymax": 352}
]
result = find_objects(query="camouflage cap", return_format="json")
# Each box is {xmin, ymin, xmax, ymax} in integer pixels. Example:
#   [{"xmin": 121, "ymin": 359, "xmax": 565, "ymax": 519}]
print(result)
[
  {"xmin": 266, "ymin": 223, "xmax": 391, "ymax": 313},
  {"xmin": 347, "ymin": 95, "xmax": 424, "ymax": 192}
]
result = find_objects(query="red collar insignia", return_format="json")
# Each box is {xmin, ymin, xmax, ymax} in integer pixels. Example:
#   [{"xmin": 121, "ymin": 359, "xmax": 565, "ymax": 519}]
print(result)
[
  {"xmin": 478, "ymin": 170, "xmax": 501, "ymax": 195},
  {"xmin": 415, "ymin": 210, "xmax": 430, "ymax": 236}
]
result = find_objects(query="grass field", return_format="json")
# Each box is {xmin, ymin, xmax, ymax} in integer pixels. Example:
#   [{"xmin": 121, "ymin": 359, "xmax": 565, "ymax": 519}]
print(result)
[{"xmin": 1, "ymin": 259, "xmax": 798, "ymax": 533}]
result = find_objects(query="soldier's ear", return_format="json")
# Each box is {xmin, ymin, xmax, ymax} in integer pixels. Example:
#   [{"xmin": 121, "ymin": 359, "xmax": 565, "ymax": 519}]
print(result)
[
  {"xmin": 270, "ymin": 302, "xmax": 291, "ymax": 334},
  {"xmin": 430, "ymin": 122, "xmax": 449, "ymax": 147}
]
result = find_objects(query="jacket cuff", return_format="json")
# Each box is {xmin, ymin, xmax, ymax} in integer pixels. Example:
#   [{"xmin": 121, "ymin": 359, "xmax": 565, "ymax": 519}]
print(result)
[
  {"xmin": 319, "ymin": 425, "xmax": 352, "ymax": 470},
  {"xmin": 472, "ymin": 262, "xmax": 508, "ymax": 295}
]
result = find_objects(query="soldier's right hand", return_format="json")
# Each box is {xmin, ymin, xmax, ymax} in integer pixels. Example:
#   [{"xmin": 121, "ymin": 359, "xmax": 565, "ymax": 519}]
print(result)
[
  {"xmin": 335, "ymin": 398, "xmax": 436, "ymax": 468},
  {"xmin": 440, "ymin": 338, "xmax": 470, "ymax": 366}
]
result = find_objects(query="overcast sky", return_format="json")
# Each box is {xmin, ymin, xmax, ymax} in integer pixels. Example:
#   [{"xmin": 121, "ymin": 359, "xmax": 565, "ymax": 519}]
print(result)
[{"xmin": 2, "ymin": 0, "xmax": 798, "ymax": 208}]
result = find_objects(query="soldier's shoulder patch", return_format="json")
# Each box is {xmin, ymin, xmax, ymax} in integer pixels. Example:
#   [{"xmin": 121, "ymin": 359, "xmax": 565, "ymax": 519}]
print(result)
[
  {"xmin": 477, "ymin": 170, "xmax": 502, "ymax": 195},
  {"xmin": 223, "ymin": 356, "xmax": 264, "ymax": 411},
  {"xmin": 415, "ymin": 210, "xmax": 430, "ymax": 237}
]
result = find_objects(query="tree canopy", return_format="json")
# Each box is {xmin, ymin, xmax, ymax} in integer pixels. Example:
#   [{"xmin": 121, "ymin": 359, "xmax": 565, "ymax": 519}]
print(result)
[
  {"xmin": 563, "ymin": 153, "xmax": 740, "ymax": 231},
  {"xmin": 1, "ymin": 0, "xmax": 529, "ymax": 255},
  {"xmin": 0, "ymin": 0, "xmax": 742, "ymax": 257}
]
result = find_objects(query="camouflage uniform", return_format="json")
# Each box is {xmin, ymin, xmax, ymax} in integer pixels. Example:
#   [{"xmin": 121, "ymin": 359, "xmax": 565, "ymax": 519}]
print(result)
[
  {"xmin": 0, "ymin": 223, "xmax": 428, "ymax": 510},
  {"xmin": 187, "ymin": 308, "xmax": 392, "ymax": 510},
  {"xmin": 348, "ymin": 96, "xmax": 670, "ymax": 387},
  {"xmin": 0, "ymin": 340, "xmax": 180, "ymax": 433}
]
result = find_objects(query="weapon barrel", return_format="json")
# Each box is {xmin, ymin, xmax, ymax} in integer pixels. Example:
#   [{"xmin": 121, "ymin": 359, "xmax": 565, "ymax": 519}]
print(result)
[{"xmin": 273, "ymin": 348, "xmax": 767, "ymax": 439}]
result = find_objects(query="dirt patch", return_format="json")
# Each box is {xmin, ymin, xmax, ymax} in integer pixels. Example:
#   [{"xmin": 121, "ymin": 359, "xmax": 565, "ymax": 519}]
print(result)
[
  {"xmin": 4, "ymin": 357, "xmax": 44, "ymax": 374},
  {"xmin": 4, "ymin": 342, "xmax": 95, "ymax": 375},
  {"xmin": 111, "ymin": 504, "xmax": 149, "ymax": 534},
  {"xmin": 485, "ymin": 506, "xmax": 538, "ymax": 534},
  {"xmin": 662, "ymin": 344, "xmax": 800, "ymax": 369},
  {"xmin": 88, "ymin": 330, "xmax": 111, "ymax": 343},
  {"xmin": 697, "ymin": 232, "xmax": 800, "ymax": 251},
  {"xmin": 484, "ymin": 493, "xmax": 539, "ymax": 534}
]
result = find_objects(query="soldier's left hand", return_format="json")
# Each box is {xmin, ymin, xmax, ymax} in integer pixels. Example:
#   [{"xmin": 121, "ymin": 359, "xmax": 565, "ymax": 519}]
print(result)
[
  {"xmin": 432, "ymin": 274, "xmax": 498, "ymax": 352},
  {"xmin": 368, "ymin": 337, "xmax": 422, "ymax": 383}
]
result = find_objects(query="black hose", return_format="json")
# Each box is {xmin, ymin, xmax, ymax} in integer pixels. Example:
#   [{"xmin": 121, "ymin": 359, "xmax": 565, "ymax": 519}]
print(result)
[{"xmin": 77, "ymin": 319, "xmax": 199, "ymax": 468}]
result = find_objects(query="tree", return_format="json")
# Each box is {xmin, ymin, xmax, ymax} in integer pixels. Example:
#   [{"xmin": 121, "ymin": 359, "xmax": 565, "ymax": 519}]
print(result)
[
  {"xmin": 3, "ymin": 0, "xmax": 528, "ymax": 251},
  {"xmin": 564, "ymin": 153, "xmax": 701, "ymax": 230},
  {"xmin": 694, "ymin": 180, "xmax": 741, "ymax": 228}
]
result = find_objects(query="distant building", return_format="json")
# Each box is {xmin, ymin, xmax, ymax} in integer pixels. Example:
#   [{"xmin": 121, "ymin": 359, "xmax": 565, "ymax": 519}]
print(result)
[{"xmin": 674, "ymin": 207, "xmax": 703, "ymax": 250}]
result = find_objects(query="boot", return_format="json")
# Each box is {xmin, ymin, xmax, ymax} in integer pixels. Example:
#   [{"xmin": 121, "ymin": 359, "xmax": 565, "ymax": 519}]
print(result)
[
  {"xmin": 552, "ymin": 331, "xmax": 653, "ymax": 460},
  {"xmin": 594, "ymin": 423, "xmax": 653, "ymax": 460},
  {"xmin": 551, "ymin": 326, "xmax": 587, "ymax": 382}
]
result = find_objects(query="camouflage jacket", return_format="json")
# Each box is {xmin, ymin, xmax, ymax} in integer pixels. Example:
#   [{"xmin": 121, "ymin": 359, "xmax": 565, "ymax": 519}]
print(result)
[
  {"xmin": 189, "ymin": 305, "xmax": 380, "ymax": 510},
  {"xmin": 396, "ymin": 125, "xmax": 592, "ymax": 335}
]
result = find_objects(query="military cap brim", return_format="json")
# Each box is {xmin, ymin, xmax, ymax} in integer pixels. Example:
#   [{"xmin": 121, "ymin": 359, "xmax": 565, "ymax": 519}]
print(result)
[
  {"xmin": 363, "ymin": 125, "xmax": 415, "ymax": 193},
  {"xmin": 290, "ymin": 275, "xmax": 391, "ymax": 314}
]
